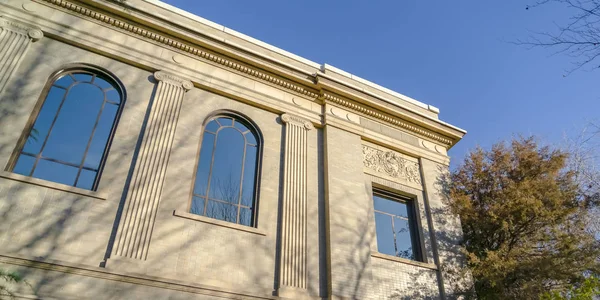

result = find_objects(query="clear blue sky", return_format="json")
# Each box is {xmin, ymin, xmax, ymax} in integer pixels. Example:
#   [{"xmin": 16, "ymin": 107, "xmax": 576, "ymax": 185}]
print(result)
[{"xmin": 162, "ymin": 0, "xmax": 600, "ymax": 168}]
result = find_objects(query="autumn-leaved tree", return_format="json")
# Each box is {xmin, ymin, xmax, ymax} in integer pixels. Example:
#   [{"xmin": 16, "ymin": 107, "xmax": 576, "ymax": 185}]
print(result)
[{"xmin": 444, "ymin": 137, "xmax": 600, "ymax": 299}]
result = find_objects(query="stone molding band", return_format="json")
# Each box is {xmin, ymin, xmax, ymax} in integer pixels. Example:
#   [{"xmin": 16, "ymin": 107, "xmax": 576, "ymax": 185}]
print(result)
[
  {"xmin": 39, "ymin": 0, "xmax": 455, "ymax": 146},
  {"xmin": 113, "ymin": 71, "xmax": 192, "ymax": 260}
]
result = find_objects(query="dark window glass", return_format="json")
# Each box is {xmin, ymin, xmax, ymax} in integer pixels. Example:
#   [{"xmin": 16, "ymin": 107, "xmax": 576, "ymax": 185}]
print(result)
[
  {"xmin": 12, "ymin": 70, "xmax": 124, "ymax": 190},
  {"xmin": 190, "ymin": 115, "xmax": 260, "ymax": 227},
  {"xmin": 373, "ymin": 191, "xmax": 421, "ymax": 261}
]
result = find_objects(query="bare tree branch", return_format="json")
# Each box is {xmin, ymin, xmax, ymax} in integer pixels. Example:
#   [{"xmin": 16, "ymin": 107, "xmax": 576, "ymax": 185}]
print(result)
[{"xmin": 519, "ymin": 0, "xmax": 600, "ymax": 74}]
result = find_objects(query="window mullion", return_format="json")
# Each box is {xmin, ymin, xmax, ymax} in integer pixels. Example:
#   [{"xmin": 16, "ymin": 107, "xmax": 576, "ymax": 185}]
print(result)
[
  {"xmin": 204, "ymin": 124, "xmax": 220, "ymax": 216},
  {"xmin": 30, "ymin": 83, "xmax": 73, "ymax": 176},
  {"xmin": 75, "ymin": 94, "xmax": 108, "ymax": 187}
]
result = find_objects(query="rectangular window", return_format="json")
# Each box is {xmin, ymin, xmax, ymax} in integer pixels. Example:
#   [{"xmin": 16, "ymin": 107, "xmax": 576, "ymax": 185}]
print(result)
[{"xmin": 373, "ymin": 189, "xmax": 422, "ymax": 261}]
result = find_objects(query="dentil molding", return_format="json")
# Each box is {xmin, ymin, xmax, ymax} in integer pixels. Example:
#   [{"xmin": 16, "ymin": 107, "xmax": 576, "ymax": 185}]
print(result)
[{"xmin": 37, "ymin": 0, "xmax": 455, "ymax": 147}]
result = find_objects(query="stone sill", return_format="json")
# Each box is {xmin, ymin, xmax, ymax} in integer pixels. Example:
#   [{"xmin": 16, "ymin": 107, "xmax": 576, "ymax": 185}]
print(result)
[
  {"xmin": 173, "ymin": 210, "xmax": 266, "ymax": 236},
  {"xmin": 0, "ymin": 171, "xmax": 106, "ymax": 200},
  {"xmin": 371, "ymin": 252, "xmax": 438, "ymax": 270}
]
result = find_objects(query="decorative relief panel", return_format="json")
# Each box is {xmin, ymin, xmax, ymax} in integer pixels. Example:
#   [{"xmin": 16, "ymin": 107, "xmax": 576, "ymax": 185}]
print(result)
[{"xmin": 362, "ymin": 143, "xmax": 422, "ymax": 188}]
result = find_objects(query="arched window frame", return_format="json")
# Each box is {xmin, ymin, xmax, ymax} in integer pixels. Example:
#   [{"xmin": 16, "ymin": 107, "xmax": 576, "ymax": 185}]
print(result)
[
  {"xmin": 188, "ymin": 111, "xmax": 263, "ymax": 227},
  {"xmin": 6, "ymin": 63, "xmax": 126, "ymax": 191}
]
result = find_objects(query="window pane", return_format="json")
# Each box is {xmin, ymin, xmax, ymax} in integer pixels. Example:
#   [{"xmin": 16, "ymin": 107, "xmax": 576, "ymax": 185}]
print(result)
[
  {"xmin": 23, "ymin": 86, "xmax": 65, "ymax": 154},
  {"xmin": 206, "ymin": 200, "xmax": 237, "ymax": 223},
  {"xmin": 241, "ymin": 145, "xmax": 257, "ymax": 207},
  {"xmin": 94, "ymin": 77, "xmax": 114, "ymax": 91},
  {"xmin": 42, "ymin": 83, "xmax": 104, "ymax": 165},
  {"xmin": 54, "ymin": 74, "xmax": 74, "ymax": 88},
  {"xmin": 193, "ymin": 132, "xmax": 215, "ymax": 197},
  {"xmin": 76, "ymin": 169, "xmax": 97, "ymax": 190},
  {"xmin": 233, "ymin": 120, "xmax": 249, "ymax": 133},
  {"xmin": 84, "ymin": 103, "xmax": 118, "ymax": 169},
  {"xmin": 240, "ymin": 207, "xmax": 252, "ymax": 226},
  {"xmin": 216, "ymin": 117, "xmax": 233, "ymax": 127},
  {"xmin": 105, "ymin": 89, "xmax": 120, "ymax": 103},
  {"xmin": 394, "ymin": 218, "xmax": 414, "ymax": 260},
  {"xmin": 13, "ymin": 155, "xmax": 36, "ymax": 176},
  {"xmin": 32, "ymin": 160, "xmax": 78, "ymax": 186},
  {"xmin": 190, "ymin": 196, "xmax": 205, "ymax": 215},
  {"xmin": 208, "ymin": 127, "xmax": 244, "ymax": 203},
  {"xmin": 245, "ymin": 131, "xmax": 257, "ymax": 145},
  {"xmin": 373, "ymin": 194, "xmax": 408, "ymax": 218},
  {"xmin": 375, "ymin": 212, "xmax": 395, "ymax": 256},
  {"xmin": 205, "ymin": 120, "xmax": 219, "ymax": 133},
  {"xmin": 72, "ymin": 73, "xmax": 93, "ymax": 82}
]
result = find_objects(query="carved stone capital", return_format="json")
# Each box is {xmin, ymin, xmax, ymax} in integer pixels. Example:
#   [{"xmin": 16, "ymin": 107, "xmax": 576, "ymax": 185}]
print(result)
[
  {"xmin": 27, "ymin": 29, "xmax": 44, "ymax": 41},
  {"xmin": 153, "ymin": 71, "xmax": 193, "ymax": 90},
  {"xmin": 281, "ymin": 113, "xmax": 314, "ymax": 130},
  {"xmin": 0, "ymin": 17, "xmax": 43, "ymax": 42}
]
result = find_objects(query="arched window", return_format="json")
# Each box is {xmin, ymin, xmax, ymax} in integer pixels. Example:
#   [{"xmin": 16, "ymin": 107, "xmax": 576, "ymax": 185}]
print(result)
[
  {"xmin": 10, "ymin": 66, "xmax": 125, "ymax": 191},
  {"xmin": 190, "ymin": 114, "xmax": 261, "ymax": 227}
]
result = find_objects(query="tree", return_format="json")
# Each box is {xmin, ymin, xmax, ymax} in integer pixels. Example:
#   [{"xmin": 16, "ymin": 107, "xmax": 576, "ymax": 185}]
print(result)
[
  {"xmin": 541, "ymin": 276, "xmax": 600, "ymax": 299},
  {"xmin": 521, "ymin": 0, "xmax": 600, "ymax": 74},
  {"xmin": 0, "ymin": 269, "xmax": 26, "ymax": 299},
  {"xmin": 443, "ymin": 136, "xmax": 600, "ymax": 299}
]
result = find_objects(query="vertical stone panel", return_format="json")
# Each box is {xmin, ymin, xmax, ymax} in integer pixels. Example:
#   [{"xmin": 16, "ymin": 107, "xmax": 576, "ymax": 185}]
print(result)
[
  {"xmin": 113, "ymin": 71, "xmax": 193, "ymax": 260},
  {"xmin": 420, "ymin": 158, "xmax": 468, "ymax": 297},
  {"xmin": 277, "ymin": 113, "xmax": 313, "ymax": 298},
  {"xmin": 324, "ymin": 125, "xmax": 373, "ymax": 299},
  {"xmin": 0, "ymin": 17, "xmax": 43, "ymax": 97}
]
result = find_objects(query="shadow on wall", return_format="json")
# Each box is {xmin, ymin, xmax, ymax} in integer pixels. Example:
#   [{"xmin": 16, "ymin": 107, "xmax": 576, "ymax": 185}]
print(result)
[
  {"xmin": 392, "ymin": 164, "xmax": 472, "ymax": 300},
  {"xmin": 0, "ymin": 23, "xmax": 279, "ymax": 299}
]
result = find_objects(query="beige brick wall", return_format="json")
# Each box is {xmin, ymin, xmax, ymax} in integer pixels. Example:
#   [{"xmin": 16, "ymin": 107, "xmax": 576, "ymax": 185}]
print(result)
[
  {"xmin": 324, "ymin": 125, "xmax": 373, "ymax": 299},
  {"xmin": 0, "ymin": 37, "xmax": 153, "ymax": 267},
  {"xmin": 0, "ymin": 1, "xmax": 468, "ymax": 298}
]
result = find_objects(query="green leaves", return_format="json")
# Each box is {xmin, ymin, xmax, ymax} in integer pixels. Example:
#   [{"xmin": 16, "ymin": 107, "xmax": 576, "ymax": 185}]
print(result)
[{"xmin": 445, "ymin": 136, "xmax": 600, "ymax": 299}]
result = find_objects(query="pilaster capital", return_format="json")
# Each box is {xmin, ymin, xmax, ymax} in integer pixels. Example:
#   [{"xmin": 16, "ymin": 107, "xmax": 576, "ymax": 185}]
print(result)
[
  {"xmin": 281, "ymin": 113, "xmax": 314, "ymax": 130},
  {"xmin": 0, "ymin": 17, "xmax": 43, "ymax": 42},
  {"xmin": 153, "ymin": 71, "xmax": 193, "ymax": 90}
]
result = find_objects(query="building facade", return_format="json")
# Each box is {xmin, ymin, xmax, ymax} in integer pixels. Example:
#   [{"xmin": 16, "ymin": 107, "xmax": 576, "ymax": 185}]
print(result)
[{"xmin": 0, "ymin": 0, "xmax": 467, "ymax": 299}]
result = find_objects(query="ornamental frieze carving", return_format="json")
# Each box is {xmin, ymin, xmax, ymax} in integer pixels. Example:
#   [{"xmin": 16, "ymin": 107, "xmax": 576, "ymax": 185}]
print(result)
[{"xmin": 362, "ymin": 145, "xmax": 422, "ymax": 185}]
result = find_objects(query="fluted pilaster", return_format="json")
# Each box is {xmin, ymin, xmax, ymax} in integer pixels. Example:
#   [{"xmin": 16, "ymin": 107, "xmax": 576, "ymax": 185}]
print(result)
[
  {"xmin": 0, "ymin": 17, "xmax": 43, "ymax": 97},
  {"xmin": 277, "ymin": 113, "xmax": 313, "ymax": 298},
  {"xmin": 113, "ymin": 71, "xmax": 193, "ymax": 260}
]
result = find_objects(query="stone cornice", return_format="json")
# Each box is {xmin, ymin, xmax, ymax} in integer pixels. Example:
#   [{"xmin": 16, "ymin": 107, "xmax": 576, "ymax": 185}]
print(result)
[
  {"xmin": 40, "ymin": 0, "xmax": 319, "ymax": 99},
  {"xmin": 36, "ymin": 0, "xmax": 463, "ymax": 147},
  {"xmin": 323, "ymin": 92, "xmax": 454, "ymax": 146}
]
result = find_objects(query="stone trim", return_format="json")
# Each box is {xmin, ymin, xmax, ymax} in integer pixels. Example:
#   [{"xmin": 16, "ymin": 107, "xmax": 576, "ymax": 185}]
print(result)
[
  {"xmin": 153, "ymin": 70, "xmax": 193, "ymax": 90},
  {"xmin": 0, "ymin": 16, "xmax": 43, "ymax": 97},
  {"xmin": 113, "ymin": 71, "xmax": 192, "ymax": 260},
  {"xmin": 362, "ymin": 144, "xmax": 422, "ymax": 185},
  {"xmin": 371, "ymin": 252, "xmax": 438, "ymax": 270},
  {"xmin": 38, "ymin": 0, "xmax": 458, "ymax": 147},
  {"xmin": 0, "ymin": 171, "xmax": 106, "ymax": 200},
  {"xmin": 281, "ymin": 113, "xmax": 314, "ymax": 129},
  {"xmin": 324, "ymin": 92, "xmax": 453, "ymax": 145},
  {"xmin": 40, "ymin": 0, "xmax": 319, "ymax": 99},
  {"xmin": 173, "ymin": 210, "xmax": 267, "ymax": 236},
  {"xmin": 0, "ymin": 252, "xmax": 277, "ymax": 299},
  {"xmin": 277, "ymin": 113, "xmax": 312, "ymax": 297}
]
